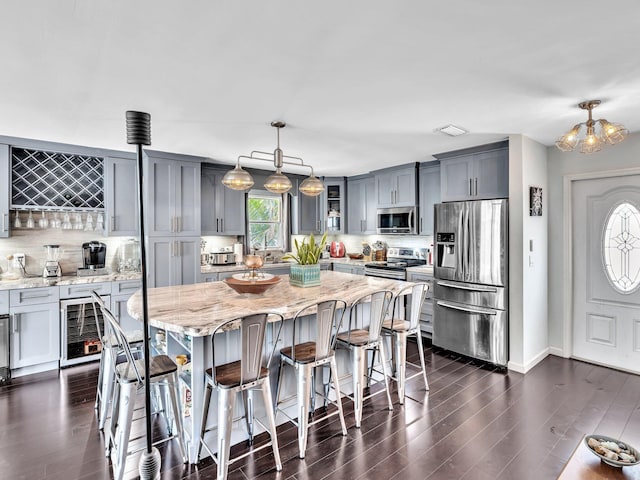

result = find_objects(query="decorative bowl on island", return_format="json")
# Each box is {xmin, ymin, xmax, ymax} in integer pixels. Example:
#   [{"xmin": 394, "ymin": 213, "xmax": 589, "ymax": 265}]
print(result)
[
  {"xmin": 584, "ymin": 434, "xmax": 639, "ymax": 467},
  {"xmin": 223, "ymin": 275, "xmax": 281, "ymax": 295}
]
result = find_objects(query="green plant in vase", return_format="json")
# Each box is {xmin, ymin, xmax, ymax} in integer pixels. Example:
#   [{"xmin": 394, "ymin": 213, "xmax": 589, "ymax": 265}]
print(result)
[{"xmin": 283, "ymin": 232, "xmax": 327, "ymax": 286}]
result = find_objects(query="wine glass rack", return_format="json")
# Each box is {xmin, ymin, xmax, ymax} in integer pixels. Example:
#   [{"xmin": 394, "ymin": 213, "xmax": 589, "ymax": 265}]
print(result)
[{"xmin": 11, "ymin": 147, "xmax": 104, "ymax": 210}]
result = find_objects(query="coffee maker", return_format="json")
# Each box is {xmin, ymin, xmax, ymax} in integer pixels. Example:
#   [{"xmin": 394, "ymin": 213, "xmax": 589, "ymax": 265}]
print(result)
[{"xmin": 77, "ymin": 241, "xmax": 108, "ymax": 276}]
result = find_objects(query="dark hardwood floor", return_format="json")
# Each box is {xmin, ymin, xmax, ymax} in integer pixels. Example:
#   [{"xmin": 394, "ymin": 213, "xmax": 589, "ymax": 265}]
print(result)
[{"xmin": 1, "ymin": 342, "xmax": 639, "ymax": 480}]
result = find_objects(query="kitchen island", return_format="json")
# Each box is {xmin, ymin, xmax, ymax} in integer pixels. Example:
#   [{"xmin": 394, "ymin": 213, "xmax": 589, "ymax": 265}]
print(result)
[{"xmin": 127, "ymin": 271, "xmax": 411, "ymax": 462}]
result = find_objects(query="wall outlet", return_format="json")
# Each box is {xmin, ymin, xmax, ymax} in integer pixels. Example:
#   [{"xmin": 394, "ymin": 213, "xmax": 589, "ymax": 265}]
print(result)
[{"xmin": 13, "ymin": 253, "xmax": 25, "ymax": 269}]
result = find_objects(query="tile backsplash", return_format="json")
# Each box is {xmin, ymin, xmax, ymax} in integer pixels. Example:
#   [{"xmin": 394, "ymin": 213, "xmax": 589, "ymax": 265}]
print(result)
[{"xmin": 0, "ymin": 230, "xmax": 135, "ymax": 276}]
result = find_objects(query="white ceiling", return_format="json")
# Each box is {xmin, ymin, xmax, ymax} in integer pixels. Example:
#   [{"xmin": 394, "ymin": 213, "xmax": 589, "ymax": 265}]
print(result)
[{"xmin": 1, "ymin": 1, "xmax": 639, "ymax": 177}]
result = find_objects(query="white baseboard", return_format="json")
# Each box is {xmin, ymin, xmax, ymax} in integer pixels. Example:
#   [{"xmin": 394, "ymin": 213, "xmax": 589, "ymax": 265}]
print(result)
[
  {"xmin": 548, "ymin": 346, "xmax": 566, "ymax": 357},
  {"xmin": 508, "ymin": 347, "xmax": 550, "ymax": 374}
]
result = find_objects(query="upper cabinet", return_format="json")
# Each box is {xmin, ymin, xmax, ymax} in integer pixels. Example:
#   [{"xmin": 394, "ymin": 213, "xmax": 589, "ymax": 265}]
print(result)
[
  {"xmin": 292, "ymin": 177, "xmax": 323, "ymax": 235},
  {"xmin": 144, "ymin": 151, "xmax": 201, "ymax": 237},
  {"xmin": 324, "ymin": 177, "xmax": 345, "ymax": 234},
  {"xmin": 374, "ymin": 164, "xmax": 418, "ymax": 208},
  {"xmin": 437, "ymin": 140, "xmax": 509, "ymax": 202},
  {"xmin": 104, "ymin": 156, "xmax": 139, "ymax": 237},
  {"xmin": 0, "ymin": 144, "xmax": 9, "ymax": 238},
  {"xmin": 201, "ymin": 166, "xmax": 246, "ymax": 236},
  {"xmin": 418, "ymin": 163, "xmax": 440, "ymax": 236},
  {"xmin": 347, "ymin": 175, "xmax": 376, "ymax": 234}
]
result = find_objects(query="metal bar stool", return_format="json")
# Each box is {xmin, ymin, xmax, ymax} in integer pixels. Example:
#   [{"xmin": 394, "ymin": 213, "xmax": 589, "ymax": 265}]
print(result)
[
  {"xmin": 381, "ymin": 283, "xmax": 430, "ymax": 404},
  {"xmin": 275, "ymin": 299, "xmax": 348, "ymax": 458},
  {"xmin": 199, "ymin": 312, "xmax": 284, "ymax": 480},
  {"xmin": 101, "ymin": 304, "xmax": 186, "ymax": 480},
  {"xmin": 335, "ymin": 290, "xmax": 394, "ymax": 428},
  {"xmin": 90, "ymin": 291, "xmax": 144, "ymax": 431}
]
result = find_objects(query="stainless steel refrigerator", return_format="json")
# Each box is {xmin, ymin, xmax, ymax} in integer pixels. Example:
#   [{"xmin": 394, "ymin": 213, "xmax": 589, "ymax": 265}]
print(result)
[{"xmin": 433, "ymin": 199, "xmax": 508, "ymax": 366}]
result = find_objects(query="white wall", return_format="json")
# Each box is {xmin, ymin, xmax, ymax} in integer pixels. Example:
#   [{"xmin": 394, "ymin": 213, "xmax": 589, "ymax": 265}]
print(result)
[
  {"xmin": 508, "ymin": 134, "xmax": 548, "ymax": 373},
  {"xmin": 547, "ymin": 131, "xmax": 640, "ymax": 354}
]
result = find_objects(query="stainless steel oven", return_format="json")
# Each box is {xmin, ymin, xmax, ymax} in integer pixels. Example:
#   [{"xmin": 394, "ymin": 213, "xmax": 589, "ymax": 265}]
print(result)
[
  {"xmin": 376, "ymin": 207, "xmax": 417, "ymax": 235},
  {"xmin": 60, "ymin": 295, "xmax": 110, "ymax": 367},
  {"xmin": 364, "ymin": 247, "xmax": 427, "ymax": 280}
]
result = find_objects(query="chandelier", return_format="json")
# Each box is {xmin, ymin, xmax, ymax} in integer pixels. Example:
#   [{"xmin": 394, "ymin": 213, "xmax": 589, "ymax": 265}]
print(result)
[
  {"xmin": 556, "ymin": 100, "xmax": 628, "ymax": 154},
  {"xmin": 222, "ymin": 121, "xmax": 324, "ymax": 196}
]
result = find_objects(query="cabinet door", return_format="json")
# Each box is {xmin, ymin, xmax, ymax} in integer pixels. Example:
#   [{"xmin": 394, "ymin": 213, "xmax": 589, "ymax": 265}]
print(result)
[
  {"xmin": 111, "ymin": 294, "xmax": 142, "ymax": 332},
  {"xmin": 473, "ymin": 149, "xmax": 509, "ymax": 200},
  {"xmin": 295, "ymin": 181, "xmax": 323, "ymax": 234},
  {"xmin": 200, "ymin": 169, "xmax": 218, "ymax": 235},
  {"xmin": 347, "ymin": 179, "xmax": 365, "ymax": 233},
  {"xmin": 175, "ymin": 161, "xmax": 201, "ymax": 236},
  {"xmin": 419, "ymin": 164, "xmax": 441, "ymax": 235},
  {"xmin": 324, "ymin": 179, "xmax": 344, "ymax": 234},
  {"xmin": 105, "ymin": 157, "xmax": 139, "ymax": 236},
  {"xmin": 440, "ymin": 155, "xmax": 474, "ymax": 202},
  {"xmin": 0, "ymin": 144, "xmax": 9, "ymax": 238},
  {"xmin": 363, "ymin": 176, "xmax": 377, "ymax": 233},
  {"xmin": 375, "ymin": 172, "xmax": 394, "ymax": 207},
  {"xmin": 148, "ymin": 237, "xmax": 174, "ymax": 287},
  {"xmin": 394, "ymin": 167, "xmax": 417, "ymax": 206},
  {"xmin": 10, "ymin": 303, "xmax": 60, "ymax": 368},
  {"xmin": 146, "ymin": 157, "xmax": 176, "ymax": 236},
  {"xmin": 219, "ymin": 179, "xmax": 246, "ymax": 235},
  {"xmin": 176, "ymin": 237, "xmax": 200, "ymax": 286}
]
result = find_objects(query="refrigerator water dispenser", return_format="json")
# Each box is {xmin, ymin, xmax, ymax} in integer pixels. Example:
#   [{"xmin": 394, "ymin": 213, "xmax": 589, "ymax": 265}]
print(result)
[{"xmin": 436, "ymin": 232, "xmax": 457, "ymax": 269}]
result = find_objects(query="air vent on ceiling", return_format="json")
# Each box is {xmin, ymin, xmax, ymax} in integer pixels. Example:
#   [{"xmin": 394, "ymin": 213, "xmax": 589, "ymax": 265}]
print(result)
[{"xmin": 438, "ymin": 124, "xmax": 467, "ymax": 137}]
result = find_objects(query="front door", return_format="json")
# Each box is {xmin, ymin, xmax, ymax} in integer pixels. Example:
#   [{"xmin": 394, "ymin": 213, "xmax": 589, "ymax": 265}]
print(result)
[{"xmin": 572, "ymin": 174, "xmax": 640, "ymax": 373}]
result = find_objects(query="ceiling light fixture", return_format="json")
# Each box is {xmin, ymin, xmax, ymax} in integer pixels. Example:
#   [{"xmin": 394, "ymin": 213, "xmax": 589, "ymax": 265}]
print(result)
[
  {"xmin": 222, "ymin": 121, "xmax": 324, "ymax": 196},
  {"xmin": 438, "ymin": 124, "xmax": 467, "ymax": 137},
  {"xmin": 556, "ymin": 100, "xmax": 628, "ymax": 154}
]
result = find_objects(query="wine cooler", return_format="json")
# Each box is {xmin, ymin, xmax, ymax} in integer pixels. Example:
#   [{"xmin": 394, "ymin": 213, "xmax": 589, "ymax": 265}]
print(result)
[{"xmin": 61, "ymin": 295, "xmax": 110, "ymax": 367}]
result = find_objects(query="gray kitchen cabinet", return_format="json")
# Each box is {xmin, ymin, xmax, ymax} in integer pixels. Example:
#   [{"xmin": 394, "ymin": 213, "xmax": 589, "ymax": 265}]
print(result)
[
  {"xmin": 293, "ymin": 177, "xmax": 323, "ymax": 235},
  {"xmin": 375, "ymin": 164, "xmax": 417, "ymax": 208},
  {"xmin": 105, "ymin": 156, "xmax": 139, "ymax": 236},
  {"xmin": 145, "ymin": 152, "xmax": 201, "ymax": 237},
  {"xmin": 201, "ymin": 167, "xmax": 246, "ymax": 236},
  {"xmin": 0, "ymin": 144, "xmax": 8, "ymax": 238},
  {"xmin": 0, "ymin": 291, "xmax": 8, "ymax": 314},
  {"xmin": 418, "ymin": 163, "xmax": 441, "ymax": 236},
  {"xmin": 437, "ymin": 141, "xmax": 508, "ymax": 202},
  {"xmin": 332, "ymin": 262, "xmax": 364, "ymax": 275},
  {"xmin": 200, "ymin": 273, "xmax": 218, "ymax": 283},
  {"xmin": 347, "ymin": 175, "xmax": 376, "ymax": 234},
  {"xmin": 324, "ymin": 178, "xmax": 345, "ymax": 234},
  {"xmin": 406, "ymin": 270, "xmax": 434, "ymax": 336},
  {"xmin": 110, "ymin": 279, "xmax": 142, "ymax": 332},
  {"xmin": 10, "ymin": 288, "xmax": 60, "ymax": 370},
  {"xmin": 148, "ymin": 236, "xmax": 200, "ymax": 287}
]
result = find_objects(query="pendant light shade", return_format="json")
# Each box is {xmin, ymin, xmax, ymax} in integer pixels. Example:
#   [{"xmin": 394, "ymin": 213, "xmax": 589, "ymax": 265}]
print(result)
[
  {"xmin": 222, "ymin": 165, "xmax": 254, "ymax": 190},
  {"xmin": 222, "ymin": 121, "xmax": 322, "ymax": 195},
  {"xmin": 556, "ymin": 100, "xmax": 628, "ymax": 154},
  {"xmin": 298, "ymin": 174, "xmax": 325, "ymax": 196}
]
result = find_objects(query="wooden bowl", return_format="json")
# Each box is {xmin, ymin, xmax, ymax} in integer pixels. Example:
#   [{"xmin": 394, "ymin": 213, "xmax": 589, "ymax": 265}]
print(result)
[
  {"xmin": 223, "ymin": 275, "xmax": 281, "ymax": 294},
  {"xmin": 347, "ymin": 253, "xmax": 364, "ymax": 260}
]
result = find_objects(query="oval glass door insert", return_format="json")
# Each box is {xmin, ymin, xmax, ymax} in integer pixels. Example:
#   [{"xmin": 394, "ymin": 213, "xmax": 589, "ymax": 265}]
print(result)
[{"xmin": 603, "ymin": 201, "xmax": 640, "ymax": 293}]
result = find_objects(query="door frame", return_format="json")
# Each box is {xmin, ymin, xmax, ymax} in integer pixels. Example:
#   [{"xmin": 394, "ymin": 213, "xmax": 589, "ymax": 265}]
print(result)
[{"xmin": 561, "ymin": 166, "xmax": 640, "ymax": 357}]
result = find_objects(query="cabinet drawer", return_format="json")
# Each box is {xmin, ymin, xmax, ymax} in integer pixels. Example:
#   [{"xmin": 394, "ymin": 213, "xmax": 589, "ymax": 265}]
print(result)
[
  {"xmin": 0, "ymin": 290, "xmax": 8, "ymax": 313},
  {"xmin": 112, "ymin": 279, "xmax": 142, "ymax": 295},
  {"xmin": 200, "ymin": 273, "xmax": 218, "ymax": 283},
  {"xmin": 59, "ymin": 282, "xmax": 111, "ymax": 299},
  {"xmin": 10, "ymin": 287, "xmax": 60, "ymax": 306}
]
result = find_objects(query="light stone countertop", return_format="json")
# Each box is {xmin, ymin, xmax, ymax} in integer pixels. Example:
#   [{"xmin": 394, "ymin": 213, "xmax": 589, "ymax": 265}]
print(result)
[
  {"xmin": 128, "ymin": 270, "xmax": 411, "ymax": 337},
  {"xmin": 0, "ymin": 271, "xmax": 142, "ymax": 291}
]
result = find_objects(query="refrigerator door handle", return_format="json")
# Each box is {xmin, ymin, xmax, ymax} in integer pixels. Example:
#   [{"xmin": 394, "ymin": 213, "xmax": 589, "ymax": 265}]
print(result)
[
  {"xmin": 436, "ymin": 280, "xmax": 498, "ymax": 293},
  {"xmin": 457, "ymin": 208, "xmax": 464, "ymax": 278},
  {"xmin": 436, "ymin": 300, "xmax": 498, "ymax": 316}
]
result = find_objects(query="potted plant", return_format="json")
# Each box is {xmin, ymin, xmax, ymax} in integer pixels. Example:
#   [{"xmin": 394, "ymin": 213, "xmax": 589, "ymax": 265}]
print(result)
[{"xmin": 283, "ymin": 232, "xmax": 327, "ymax": 287}]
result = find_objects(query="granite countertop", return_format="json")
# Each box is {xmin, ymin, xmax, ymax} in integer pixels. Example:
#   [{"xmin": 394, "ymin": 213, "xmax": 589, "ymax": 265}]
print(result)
[
  {"xmin": 201, "ymin": 258, "xmax": 366, "ymax": 274},
  {"xmin": 0, "ymin": 271, "xmax": 142, "ymax": 291},
  {"xmin": 128, "ymin": 270, "xmax": 412, "ymax": 337}
]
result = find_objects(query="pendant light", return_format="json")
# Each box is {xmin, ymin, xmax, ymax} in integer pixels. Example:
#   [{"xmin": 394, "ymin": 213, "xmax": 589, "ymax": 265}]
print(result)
[
  {"xmin": 556, "ymin": 100, "xmax": 628, "ymax": 154},
  {"xmin": 222, "ymin": 121, "xmax": 324, "ymax": 196}
]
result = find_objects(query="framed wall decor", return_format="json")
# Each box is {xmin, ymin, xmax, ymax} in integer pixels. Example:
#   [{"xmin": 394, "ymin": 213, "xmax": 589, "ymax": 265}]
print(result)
[{"xmin": 529, "ymin": 186, "xmax": 542, "ymax": 216}]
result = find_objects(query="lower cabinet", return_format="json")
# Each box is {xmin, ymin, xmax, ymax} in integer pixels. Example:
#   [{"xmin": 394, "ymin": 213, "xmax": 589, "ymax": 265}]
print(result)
[
  {"xmin": 406, "ymin": 270, "xmax": 434, "ymax": 337},
  {"xmin": 111, "ymin": 279, "xmax": 142, "ymax": 332},
  {"xmin": 332, "ymin": 263, "xmax": 365, "ymax": 275},
  {"xmin": 10, "ymin": 301, "xmax": 60, "ymax": 370}
]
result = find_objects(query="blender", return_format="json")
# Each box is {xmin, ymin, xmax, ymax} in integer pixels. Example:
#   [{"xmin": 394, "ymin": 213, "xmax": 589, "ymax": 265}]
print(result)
[{"xmin": 43, "ymin": 245, "xmax": 62, "ymax": 278}]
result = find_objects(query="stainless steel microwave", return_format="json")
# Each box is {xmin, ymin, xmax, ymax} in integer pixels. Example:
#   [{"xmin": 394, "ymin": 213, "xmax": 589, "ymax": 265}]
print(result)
[{"xmin": 376, "ymin": 206, "xmax": 417, "ymax": 235}]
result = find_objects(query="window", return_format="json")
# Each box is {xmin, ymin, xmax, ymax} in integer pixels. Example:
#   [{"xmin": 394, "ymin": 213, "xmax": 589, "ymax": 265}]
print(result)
[
  {"xmin": 603, "ymin": 201, "xmax": 640, "ymax": 294},
  {"xmin": 247, "ymin": 191, "xmax": 283, "ymax": 250}
]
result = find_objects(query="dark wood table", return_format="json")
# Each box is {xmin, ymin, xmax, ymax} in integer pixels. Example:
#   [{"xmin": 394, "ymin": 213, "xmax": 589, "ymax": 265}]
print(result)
[{"xmin": 559, "ymin": 437, "xmax": 640, "ymax": 479}]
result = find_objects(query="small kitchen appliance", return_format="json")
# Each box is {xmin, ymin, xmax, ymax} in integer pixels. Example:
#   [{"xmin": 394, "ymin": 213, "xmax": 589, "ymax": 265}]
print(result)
[
  {"xmin": 42, "ymin": 244, "xmax": 62, "ymax": 278},
  {"xmin": 77, "ymin": 241, "xmax": 108, "ymax": 276},
  {"xmin": 329, "ymin": 241, "xmax": 345, "ymax": 258},
  {"xmin": 209, "ymin": 251, "xmax": 236, "ymax": 265},
  {"xmin": 118, "ymin": 238, "xmax": 141, "ymax": 272}
]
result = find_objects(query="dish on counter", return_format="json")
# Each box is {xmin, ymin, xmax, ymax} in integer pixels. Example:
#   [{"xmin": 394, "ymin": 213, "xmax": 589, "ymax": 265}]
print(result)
[
  {"xmin": 223, "ymin": 275, "xmax": 281, "ymax": 294},
  {"xmin": 585, "ymin": 434, "xmax": 639, "ymax": 467},
  {"xmin": 347, "ymin": 253, "xmax": 364, "ymax": 259}
]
